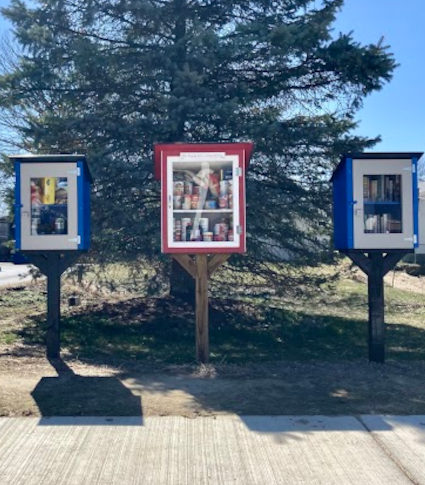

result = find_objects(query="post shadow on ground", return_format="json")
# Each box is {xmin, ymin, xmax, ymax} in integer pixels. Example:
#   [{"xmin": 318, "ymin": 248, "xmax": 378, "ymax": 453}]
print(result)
[{"xmin": 31, "ymin": 358, "xmax": 143, "ymax": 425}]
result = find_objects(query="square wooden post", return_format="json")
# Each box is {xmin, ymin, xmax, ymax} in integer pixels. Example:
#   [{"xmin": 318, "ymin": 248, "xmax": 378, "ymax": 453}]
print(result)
[
  {"xmin": 22, "ymin": 251, "xmax": 81, "ymax": 359},
  {"xmin": 346, "ymin": 250, "xmax": 410, "ymax": 364},
  {"xmin": 368, "ymin": 253, "xmax": 385, "ymax": 363},
  {"xmin": 195, "ymin": 254, "xmax": 209, "ymax": 363},
  {"xmin": 173, "ymin": 253, "xmax": 230, "ymax": 364}
]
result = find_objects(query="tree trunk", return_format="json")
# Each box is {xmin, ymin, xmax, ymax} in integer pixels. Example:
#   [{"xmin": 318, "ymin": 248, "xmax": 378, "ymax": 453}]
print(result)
[{"xmin": 170, "ymin": 258, "xmax": 195, "ymax": 305}]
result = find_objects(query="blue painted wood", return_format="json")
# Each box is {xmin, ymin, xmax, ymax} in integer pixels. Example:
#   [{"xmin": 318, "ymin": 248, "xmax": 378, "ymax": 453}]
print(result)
[{"xmin": 14, "ymin": 162, "xmax": 21, "ymax": 250}]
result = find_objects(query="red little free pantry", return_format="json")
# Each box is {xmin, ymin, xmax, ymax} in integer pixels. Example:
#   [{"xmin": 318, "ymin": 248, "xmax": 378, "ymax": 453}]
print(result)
[{"xmin": 154, "ymin": 142, "xmax": 253, "ymax": 254}]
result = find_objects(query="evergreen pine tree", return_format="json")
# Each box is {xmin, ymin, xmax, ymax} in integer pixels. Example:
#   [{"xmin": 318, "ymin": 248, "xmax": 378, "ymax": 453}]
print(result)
[{"xmin": 0, "ymin": 0, "xmax": 396, "ymax": 293}]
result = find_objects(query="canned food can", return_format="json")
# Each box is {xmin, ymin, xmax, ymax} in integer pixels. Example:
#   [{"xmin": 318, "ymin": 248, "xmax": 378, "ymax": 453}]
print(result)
[
  {"xmin": 54, "ymin": 217, "xmax": 65, "ymax": 234},
  {"xmin": 174, "ymin": 230, "xmax": 182, "ymax": 241},
  {"xmin": 182, "ymin": 218, "xmax": 191, "ymax": 241},
  {"xmin": 199, "ymin": 218, "xmax": 209, "ymax": 233},
  {"xmin": 229, "ymin": 196, "xmax": 233, "ymax": 209},
  {"xmin": 184, "ymin": 181, "xmax": 193, "ymax": 195},
  {"xmin": 203, "ymin": 232, "xmax": 213, "ymax": 242},
  {"xmin": 173, "ymin": 181, "xmax": 184, "ymax": 195},
  {"xmin": 213, "ymin": 223, "xmax": 221, "ymax": 235},
  {"xmin": 173, "ymin": 195, "xmax": 182, "ymax": 209},
  {"xmin": 191, "ymin": 195, "xmax": 200, "ymax": 209},
  {"xmin": 228, "ymin": 180, "xmax": 233, "ymax": 195},
  {"xmin": 183, "ymin": 195, "xmax": 192, "ymax": 210},
  {"xmin": 228, "ymin": 230, "xmax": 234, "ymax": 241},
  {"xmin": 204, "ymin": 199, "xmax": 218, "ymax": 209},
  {"xmin": 219, "ymin": 222, "xmax": 228, "ymax": 238},
  {"xmin": 192, "ymin": 185, "xmax": 200, "ymax": 196},
  {"xmin": 209, "ymin": 173, "xmax": 220, "ymax": 197},
  {"xmin": 219, "ymin": 195, "xmax": 228, "ymax": 209},
  {"xmin": 219, "ymin": 180, "xmax": 229, "ymax": 196}
]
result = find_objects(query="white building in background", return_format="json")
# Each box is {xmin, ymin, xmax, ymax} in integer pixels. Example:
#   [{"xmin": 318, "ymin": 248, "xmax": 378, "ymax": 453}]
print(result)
[{"xmin": 417, "ymin": 181, "xmax": 425, "ymax": 255}]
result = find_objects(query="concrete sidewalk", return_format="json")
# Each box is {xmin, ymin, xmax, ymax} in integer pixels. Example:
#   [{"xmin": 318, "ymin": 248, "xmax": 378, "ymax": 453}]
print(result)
[{"xmin": 1, "ymin": 415, "xmax": 425, "ymax": 485}]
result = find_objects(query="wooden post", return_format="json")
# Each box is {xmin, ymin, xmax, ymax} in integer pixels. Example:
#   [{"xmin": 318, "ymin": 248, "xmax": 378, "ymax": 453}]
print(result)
[
  {"xmin": 368, "ymin": 253, "xmax": 385, "ymax": 363},
  {"xmin": 21, "ymin": 251, "xmax": 81, "ymax": 359},
  {"xmin": 345, "ymin": 250, "xmax": 410, "ymax": 364},
  {"xmin": 46, "ymin": 261, "xmax": 62, "ymax": 358},
  {"xmin": 173, "ymin": 253, "xmax": 231, "ymax": 364},
  {"xmin": 195, "ymin": 254, "xmax": 209, "ymax": 363}
]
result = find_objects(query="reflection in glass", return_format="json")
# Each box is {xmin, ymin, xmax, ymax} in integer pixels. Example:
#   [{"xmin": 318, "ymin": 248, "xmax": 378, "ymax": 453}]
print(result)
[
  {"xmin": 363, "ymin": 175, "xmax": 402, "ymax": 234},
  {"xmin": 172, "ymin": 162, "xmax": 234, "ymax": 243},
  {"xmin": 30, "ymin": 177, "xmax": 68, "ymax": 235}
]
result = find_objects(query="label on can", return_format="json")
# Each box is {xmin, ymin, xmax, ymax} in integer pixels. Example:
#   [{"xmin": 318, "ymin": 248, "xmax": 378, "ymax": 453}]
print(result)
[
  {"xmin": 183, "ymin": 195, "xmax": 192, "ymax": 210},
  {"xmin": 219, "ymin": 180, "xmax": 229, "ymax": 196},
  {"xmin": 173, "ymin": 195, "xmax": 182, "ymax": 209},
  {"xmin": 181, "ymin": 218, "xmax": 191, "ymax": 241},
  {"xmin": 184, "ymin": 181, "xmax": 193, "ymax": 195},
  {"xmin": 173, "ymin": 181, "xmax": 184, "ymax": 195},
  {"xmin": 199, "ymin": 218, "xmax": 209, "ymax": 233},
  {"xmin": 219, "ymin": 195, "xmax": 228, "ymax": 209},
  {"xmin": 191, "ymin": 195, "xmax": 200, "ymax": 209},
  {"xmin": 204, "ymin": 199, "xmax": 218, "ymax": 209}
]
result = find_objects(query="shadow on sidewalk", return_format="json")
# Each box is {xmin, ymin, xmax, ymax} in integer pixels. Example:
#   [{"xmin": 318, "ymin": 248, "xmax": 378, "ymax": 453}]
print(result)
[{"xmin": 31, "ymin": 358, "xmax": 143, "ymax": 425}]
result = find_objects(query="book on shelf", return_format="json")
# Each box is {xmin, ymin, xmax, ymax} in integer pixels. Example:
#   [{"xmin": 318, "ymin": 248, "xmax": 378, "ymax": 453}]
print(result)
[
  {"xmin": 370, "ymin": 179, "xmax": 378, "ymax": 201},
  {"xmin": 363, "ymin": 177, "xmax": 370, "ymax": 200}
]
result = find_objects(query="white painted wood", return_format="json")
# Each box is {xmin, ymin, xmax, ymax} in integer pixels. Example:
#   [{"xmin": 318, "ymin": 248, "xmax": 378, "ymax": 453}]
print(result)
[
  {"xmin": 167, "ymin": 154, "xmax": 240, "ymax": 250},
  {"xmin": 20, "ymin": 163, "xmax": 78, "ymax": 250},
  {"xmin": 353, "ymin": 159, "xmax": 414, "ymax": 249}
]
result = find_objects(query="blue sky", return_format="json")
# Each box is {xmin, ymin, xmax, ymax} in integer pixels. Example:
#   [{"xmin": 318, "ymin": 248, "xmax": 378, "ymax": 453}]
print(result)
[
  {"xmin": 332, "ymin": 0, "xmax": 424, "ymax": 153},
  {"xmin": 0, "ymin": 0, "xmax": 423, "ymax": 154}
]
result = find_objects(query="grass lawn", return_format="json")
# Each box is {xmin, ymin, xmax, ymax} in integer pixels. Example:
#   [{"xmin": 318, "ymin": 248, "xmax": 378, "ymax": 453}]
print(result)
[
  {"xmin": 1, "ymin": 260, "xmax": 425, "ymax": 418},
  {"xmin": 1, "ymin": 260, "xmax": 424, "ymax": 365}
]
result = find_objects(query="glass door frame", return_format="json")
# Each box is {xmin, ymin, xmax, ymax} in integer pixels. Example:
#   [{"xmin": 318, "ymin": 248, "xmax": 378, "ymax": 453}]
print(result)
[
  {"xmin": 161, "ymin": 149, "xmax": 247, "ymax": 253},
  {"xmin": 19, "ymin": 163, "xmax": 79, "ymax": 250},
  {"xmin": 352, "ymin": 159, "xmax": 414, "ymax": 249}
]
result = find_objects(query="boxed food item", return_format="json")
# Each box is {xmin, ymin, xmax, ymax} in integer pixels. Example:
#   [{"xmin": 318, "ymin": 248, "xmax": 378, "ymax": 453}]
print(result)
[{"xmin": 41, "ymin": 177, "xmax": 56, "ymax": 205}]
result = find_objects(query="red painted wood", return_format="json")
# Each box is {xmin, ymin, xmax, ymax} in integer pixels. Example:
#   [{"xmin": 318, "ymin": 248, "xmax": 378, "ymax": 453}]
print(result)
[{"xmin": 157, "ymin": 142, "xmax": 253, "ymax": 254}]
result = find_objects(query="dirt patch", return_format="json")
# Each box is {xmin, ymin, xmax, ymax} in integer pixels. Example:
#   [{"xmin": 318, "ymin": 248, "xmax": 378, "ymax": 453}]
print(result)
[{"xmin": 2, "ymin": 355, "xmax": 425, "ymax": 417}]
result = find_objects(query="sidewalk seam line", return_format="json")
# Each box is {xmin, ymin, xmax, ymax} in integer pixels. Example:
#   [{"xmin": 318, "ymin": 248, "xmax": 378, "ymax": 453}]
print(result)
[{"xmin": 355, "ymin": 415, "xmax": 420, "ymax": 485}]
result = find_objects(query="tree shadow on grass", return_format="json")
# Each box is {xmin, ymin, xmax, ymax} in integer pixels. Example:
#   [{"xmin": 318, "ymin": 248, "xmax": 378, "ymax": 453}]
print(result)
[{"xmin": 15, "ymin": 295, "xmax": 425, "ymax": 364}]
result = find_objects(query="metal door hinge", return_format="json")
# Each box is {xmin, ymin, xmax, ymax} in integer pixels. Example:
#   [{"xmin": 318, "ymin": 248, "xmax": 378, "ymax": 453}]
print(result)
[
  {"xmin": 68, "ymin": 236, "xmax": 81, "ymax": 244},
  {"xmin": 402, "ymin": 166, "xmax": 413, "ymax": 172},
  {"xmin": 235, "ymin": 167, "xmax": 242, "ymax": 177},
  {"xmin": 236, "ymin": 225, "xmax": 243, "ymax": 235},
  {"xmin": 67, "ymin": 167, "xmax": 81, "ymax": 176},
  {"xmin": 414, "ymin": 234, "xmax": 418, "ymax": 244}
]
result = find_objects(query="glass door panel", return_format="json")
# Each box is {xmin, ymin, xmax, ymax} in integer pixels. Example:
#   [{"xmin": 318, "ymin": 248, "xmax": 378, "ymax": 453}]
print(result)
[
  {"xmin": 168, "ymin": 154, "xmax": 240, "ymax": 249},
  {"xmin": 352, "ymin": 159, "xmax": 413, "ymax": 249},
  {"xmin": 30, "ymin": 177, "xmax": 69, "ymax": 235},
  {"xmin": 363, "ymin": 174, "xmax": 402, "ymax": 234},
  {"xmin": 20, "ymin": 163, "xmax": 78, "ymax": 250}
]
